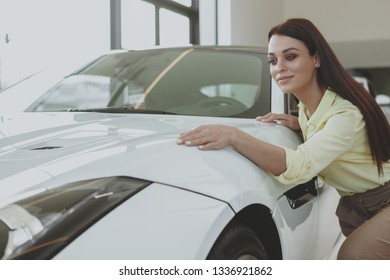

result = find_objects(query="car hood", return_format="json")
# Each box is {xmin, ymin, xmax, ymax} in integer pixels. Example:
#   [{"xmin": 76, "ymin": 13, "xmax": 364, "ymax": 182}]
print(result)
[{"xmin": 0, "ymin": 112, "xmax": 301, "ymax": 210}]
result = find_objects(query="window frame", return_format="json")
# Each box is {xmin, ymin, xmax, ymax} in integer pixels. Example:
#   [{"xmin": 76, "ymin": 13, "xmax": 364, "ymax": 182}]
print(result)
[{"xmin": 110, "ymin": 0, "xmax": 199, "ymax": 49}]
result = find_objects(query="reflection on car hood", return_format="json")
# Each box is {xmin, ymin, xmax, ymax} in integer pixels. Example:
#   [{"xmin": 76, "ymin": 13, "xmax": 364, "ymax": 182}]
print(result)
[{"xmin": 0, "ymin": 112, "xmax": 301, "ymax": 210}]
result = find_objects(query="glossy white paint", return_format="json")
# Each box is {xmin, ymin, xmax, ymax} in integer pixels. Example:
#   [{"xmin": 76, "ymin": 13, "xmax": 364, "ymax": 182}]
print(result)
[
  {"xmin": 0, "ymin": 113, "xmax": 296, "ymax": 209},
  {"xmin": 54, "ymin": 183, "xmax": 235, "ymax": 259},
  {"xmin": 0, "ymin": 111, "xmax": 342, "ymax": 259}
]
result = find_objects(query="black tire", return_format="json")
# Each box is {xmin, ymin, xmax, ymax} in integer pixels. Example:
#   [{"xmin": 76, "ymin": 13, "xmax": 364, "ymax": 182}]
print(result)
[{"xmin": 207, "ymin": 223, "xmax": 268, "ymax": 260}]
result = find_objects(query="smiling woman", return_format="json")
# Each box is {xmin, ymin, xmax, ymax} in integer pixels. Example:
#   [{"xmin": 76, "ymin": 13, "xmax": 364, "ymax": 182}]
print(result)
[
  {"xmin": 177, "ymin": 18, "xmax": 390, "ymax": 260},
  {"xmin": 268, "ymin": 36, "xmax": 321, "ymax": 117}
]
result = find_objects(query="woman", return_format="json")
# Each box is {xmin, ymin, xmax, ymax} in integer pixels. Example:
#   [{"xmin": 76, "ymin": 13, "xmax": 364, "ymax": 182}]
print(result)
[{"xmin": 177, "ymin": 18, "xmax": 390, "ymax": 259}]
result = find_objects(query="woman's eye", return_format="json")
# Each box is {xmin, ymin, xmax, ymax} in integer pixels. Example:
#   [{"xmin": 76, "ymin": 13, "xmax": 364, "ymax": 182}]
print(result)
[
  {"xmin": 285, "ymin": 55, "xmax": 296, "ymax": 61},
  {"xmin": 268, "ymin": 59, "xmax": 276, "ymax": 65}
]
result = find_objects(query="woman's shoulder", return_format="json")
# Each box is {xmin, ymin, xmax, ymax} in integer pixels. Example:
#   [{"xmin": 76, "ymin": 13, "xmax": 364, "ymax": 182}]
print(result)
[
  {"xmin": 330, "ymin": 90, "xmax": 362, "ymax": 114},
  {"xmin": 322, "ymin": 90, "xmax": 364, "ymax": 129}
]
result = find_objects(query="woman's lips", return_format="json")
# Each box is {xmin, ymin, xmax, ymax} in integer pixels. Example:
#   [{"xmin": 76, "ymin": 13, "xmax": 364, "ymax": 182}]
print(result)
[{"xmin": 277, "ymin": 75, "xmax": 293, "ymax": 83}]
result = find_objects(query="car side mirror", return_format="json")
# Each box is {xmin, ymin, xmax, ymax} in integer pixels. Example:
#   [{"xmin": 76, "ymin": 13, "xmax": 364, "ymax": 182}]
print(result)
[{"xmin": 284, "ymin": 177, "xmax": 318, "ymax": 209}]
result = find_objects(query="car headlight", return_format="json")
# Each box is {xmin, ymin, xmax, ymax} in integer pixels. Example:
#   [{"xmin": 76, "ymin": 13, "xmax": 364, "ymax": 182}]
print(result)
[{"xmin": 0, "ymin": 176, "xmax": 150, "ymax": 259}]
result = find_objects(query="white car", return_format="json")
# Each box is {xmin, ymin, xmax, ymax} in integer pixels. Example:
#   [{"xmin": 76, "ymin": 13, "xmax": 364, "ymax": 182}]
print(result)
[
  {"xmin": 0, "ymin": 46, "xmax": 343, "ymax": 260},
  {"xmin": 353, "ymin": 76, "xmax": 390, "ymax": 122}
]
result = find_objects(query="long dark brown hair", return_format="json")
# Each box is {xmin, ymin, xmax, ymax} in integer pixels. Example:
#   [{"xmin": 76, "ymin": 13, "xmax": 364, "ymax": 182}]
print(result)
[{"xmin": 269, "ymin": 18, "xmax": 390, "ymax": 174}]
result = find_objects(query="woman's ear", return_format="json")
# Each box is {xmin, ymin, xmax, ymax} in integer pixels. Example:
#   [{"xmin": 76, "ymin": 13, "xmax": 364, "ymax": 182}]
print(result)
[{"xmin": 314, "ymin": 53, "xmax": 321, "ymax": 68}]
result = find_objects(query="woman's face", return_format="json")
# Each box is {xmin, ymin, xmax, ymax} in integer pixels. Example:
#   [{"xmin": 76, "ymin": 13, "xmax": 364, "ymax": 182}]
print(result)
[{"xmin": 268, "ymin": 35, "xmax": 320, "ymax": 95}]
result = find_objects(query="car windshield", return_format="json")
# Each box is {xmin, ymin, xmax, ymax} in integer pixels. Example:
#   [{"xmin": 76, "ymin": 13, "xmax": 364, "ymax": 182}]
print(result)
[{"xmin": 26, "ymin": 47, "xmax": 270, "ymax": 118}]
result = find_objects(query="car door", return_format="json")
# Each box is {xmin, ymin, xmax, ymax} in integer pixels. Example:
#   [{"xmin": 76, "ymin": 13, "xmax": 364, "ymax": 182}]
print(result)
[{"xmin": 273, "ymin": 178, "xmax": 342, "ymax": 259}]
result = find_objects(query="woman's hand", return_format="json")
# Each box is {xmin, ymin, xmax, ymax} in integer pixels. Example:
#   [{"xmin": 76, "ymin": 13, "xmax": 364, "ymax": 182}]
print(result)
[
  {"xmin": 176, "ymin": 124, "xmax": 239, "ymax": 150},
  {"xmin": 256, "ymin": 113, "xmax": 300, "ymax": 131},
  {"xmin": 177, "ymin": 123, "xmax": 287, "ymax": 175}
]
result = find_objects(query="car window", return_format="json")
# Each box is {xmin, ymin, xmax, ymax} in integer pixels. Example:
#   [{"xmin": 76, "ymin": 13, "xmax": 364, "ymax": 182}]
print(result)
[
  {"xmin": 200, "ymin": 84, "xmax": 259, "ymax": 108},
  {"xmin": 27, "ymin": 48, "xmax": 270, "ymax": 118},
  {"xmin": 27, "ymin": 75, "xmax": 111, "ymax": 111}
]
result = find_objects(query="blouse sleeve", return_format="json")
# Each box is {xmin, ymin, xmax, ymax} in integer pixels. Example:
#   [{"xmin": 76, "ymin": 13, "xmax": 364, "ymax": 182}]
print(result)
[{"xmin": 275, "ymin": 108, "xmax": 363, "ymax": 185}]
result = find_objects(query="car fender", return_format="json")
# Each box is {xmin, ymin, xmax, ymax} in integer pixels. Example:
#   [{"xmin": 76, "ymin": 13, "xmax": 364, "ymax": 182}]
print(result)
[{"xmin": 53, "ymin": 182, "xmax": 234, "ymax": 259}]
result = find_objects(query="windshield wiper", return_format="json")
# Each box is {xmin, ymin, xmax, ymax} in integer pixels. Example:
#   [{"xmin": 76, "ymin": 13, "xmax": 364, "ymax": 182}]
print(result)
[{"xmin": 66, "ymin": 107, "xmax": 177, "ymax": 115}]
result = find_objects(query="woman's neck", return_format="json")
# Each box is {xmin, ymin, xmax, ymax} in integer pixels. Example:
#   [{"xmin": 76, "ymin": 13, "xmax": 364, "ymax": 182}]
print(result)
[{"xmin": 294, "ymin": 86, "xmax": 327, "ymax": 118}]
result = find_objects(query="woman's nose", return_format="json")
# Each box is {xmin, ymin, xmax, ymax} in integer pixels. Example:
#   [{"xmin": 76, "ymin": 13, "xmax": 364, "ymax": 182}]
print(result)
[
  {"xmin": 271, "ymin": 60, "xmax": 286, "ymax": 76},
  {"xmin": 275, "ymin": 60, "xmax": 286, "ymax": 72}
]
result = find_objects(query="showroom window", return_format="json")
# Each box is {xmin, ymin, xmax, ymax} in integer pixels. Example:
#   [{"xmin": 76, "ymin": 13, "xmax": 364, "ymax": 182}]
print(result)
[
  {"xmin": 0, "ymin": 0, "xmax": 110, "ymax": 90},
  {"xmin": 115, "ymin": 0, "xmax": 199, "ymax": 49}
]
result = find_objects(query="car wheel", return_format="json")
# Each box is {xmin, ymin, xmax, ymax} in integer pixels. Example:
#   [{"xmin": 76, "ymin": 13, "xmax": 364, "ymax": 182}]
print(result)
[{"xmin": 207, "ymin": 223, "xmax": 268, "ymax": 260}]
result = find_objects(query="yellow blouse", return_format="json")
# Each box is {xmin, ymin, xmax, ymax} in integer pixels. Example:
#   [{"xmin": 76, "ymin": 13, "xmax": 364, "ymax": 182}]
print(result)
[{"xmin": 276, "ymin": 89, "xmax": 390, "ymax": 196}]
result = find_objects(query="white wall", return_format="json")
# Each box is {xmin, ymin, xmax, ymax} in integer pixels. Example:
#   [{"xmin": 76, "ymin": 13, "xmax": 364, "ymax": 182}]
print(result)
[
  {"xmin": 226, "ymin": 0, "xmax": 390, "ymax": 67},
  {"xmin": 228, "ymin": 0, "xmax": 390, "ymax": 44},
  {"xmin": 282, "ymin": 0, "xmax": 390, "ymax": 42},
  {"xmin": 230, "ymin": 0, "xmax": 283, "ymax": 47}
]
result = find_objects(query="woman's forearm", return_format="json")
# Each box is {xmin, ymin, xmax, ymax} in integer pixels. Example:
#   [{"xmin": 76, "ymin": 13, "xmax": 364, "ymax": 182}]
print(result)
[
  {"xmin": 229, "ymin": 128, "xmax": 287, "ymax": 176},
  {"xmin": 177, "ymin": 124, "xmax": 287, "ymax": 176}
]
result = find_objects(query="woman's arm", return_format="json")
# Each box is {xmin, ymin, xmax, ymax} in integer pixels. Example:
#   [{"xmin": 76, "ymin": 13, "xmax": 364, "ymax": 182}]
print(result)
[
  {"xmin": 176, "ymin": 124, "xmax": 287, "ymax": 176},
  {"xmin": 256, "ymin": 113, "xmax": 300, "ymax": 130}
]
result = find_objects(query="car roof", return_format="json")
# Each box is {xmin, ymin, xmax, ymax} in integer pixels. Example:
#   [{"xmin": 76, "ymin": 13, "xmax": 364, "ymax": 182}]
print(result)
[{"xmin": 112, "ymin": 45, "xmax": 269, "ymax": 55}]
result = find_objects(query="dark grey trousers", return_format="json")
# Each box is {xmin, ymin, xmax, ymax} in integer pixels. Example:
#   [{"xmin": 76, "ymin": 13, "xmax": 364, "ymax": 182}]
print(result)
[{"xmin": 336, "ymin": 180, "xmax": 390, "ymax": 259}]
